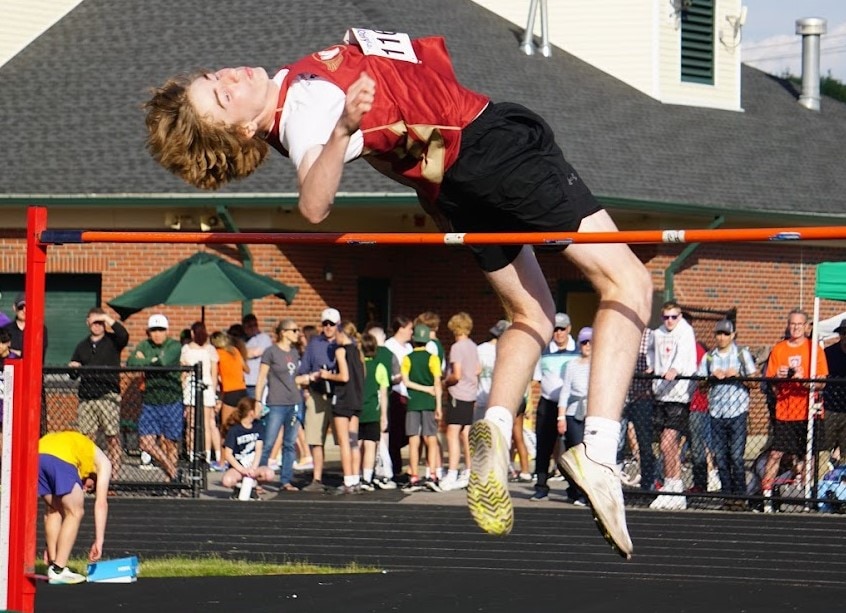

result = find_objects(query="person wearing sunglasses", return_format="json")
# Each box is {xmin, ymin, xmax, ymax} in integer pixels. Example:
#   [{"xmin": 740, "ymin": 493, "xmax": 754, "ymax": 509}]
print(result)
[
  {"xmin": 255, "ymin": 318, "xmax": 312, "ymax": 491},
  {"xmin": 69, "ymin": 307, "xmax": 129, "ymax": 479},
  {"xmin": 557, "ymin": 327, "xmax": 594, "ymax": 505},
  {"xmin": 297, "ymin": 307, "xmax": 340, "ymax": 491},
  {"xmin": 648, "ymin": 301, "xmax": 698, "ymax": 510}
]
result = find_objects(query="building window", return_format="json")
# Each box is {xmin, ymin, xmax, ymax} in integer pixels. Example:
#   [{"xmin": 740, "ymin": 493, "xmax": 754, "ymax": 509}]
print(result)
[{"xmin": 680, "ymin": 0, "xmax": 715, "ymax": 84}]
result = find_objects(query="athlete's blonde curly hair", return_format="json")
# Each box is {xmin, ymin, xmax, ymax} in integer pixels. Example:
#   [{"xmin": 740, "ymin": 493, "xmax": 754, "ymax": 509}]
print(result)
[{"xmin": 144, "ymin": 72, "xmax": 270, "ymax": 190}]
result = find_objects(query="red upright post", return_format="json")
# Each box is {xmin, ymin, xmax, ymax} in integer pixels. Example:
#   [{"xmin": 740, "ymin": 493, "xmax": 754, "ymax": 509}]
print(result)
[{"xmin": 8, "ymin": 206, "xmax": 48, "ymax": 613}]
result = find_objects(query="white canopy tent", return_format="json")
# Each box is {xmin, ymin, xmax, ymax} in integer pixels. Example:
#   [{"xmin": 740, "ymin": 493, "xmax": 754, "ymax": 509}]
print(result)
[{"xmin": 816, "ymin": 310, "xmax": 846, "ymax": 341}]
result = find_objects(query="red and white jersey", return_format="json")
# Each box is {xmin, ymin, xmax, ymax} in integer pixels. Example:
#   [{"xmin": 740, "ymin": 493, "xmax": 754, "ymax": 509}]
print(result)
[{"xmin": 267, "ymin": 31, "xmax": 489, "ymax": 204}]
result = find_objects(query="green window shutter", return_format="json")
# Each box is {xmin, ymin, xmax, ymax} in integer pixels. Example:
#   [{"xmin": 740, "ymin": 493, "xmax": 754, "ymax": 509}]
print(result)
[
  {"xmin": 680, "ymin": 0, "xmax": 715, "ymax": 84},
  {"xmin": 0, "ymin": 273, "xmax": 101, "ymax": 366},
  {"xmin": 44, "ymin": 275, "xmax": 102, "ymax": 366}
]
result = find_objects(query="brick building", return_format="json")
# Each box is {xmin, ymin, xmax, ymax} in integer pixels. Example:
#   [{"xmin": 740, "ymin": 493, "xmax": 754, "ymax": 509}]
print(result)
[{"xmin": 1, "ymin": 0, "xmax": 845, "ymax": 365}]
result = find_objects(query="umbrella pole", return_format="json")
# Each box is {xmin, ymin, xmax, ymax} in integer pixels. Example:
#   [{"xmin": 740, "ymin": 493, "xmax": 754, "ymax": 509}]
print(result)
[{"xmin": 201, "ymin": 305, "xmax": 205, "ymax": 323}]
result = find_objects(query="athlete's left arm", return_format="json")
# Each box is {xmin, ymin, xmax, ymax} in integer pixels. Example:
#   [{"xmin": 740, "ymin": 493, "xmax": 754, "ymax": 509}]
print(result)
[{"xmin": 297, "ymin": 72, "xmax": 374, "ymax": 223}]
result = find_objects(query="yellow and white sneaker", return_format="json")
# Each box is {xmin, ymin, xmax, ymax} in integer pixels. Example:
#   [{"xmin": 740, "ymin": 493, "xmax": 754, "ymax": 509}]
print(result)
[
  {"xmin": 559, "ymin": 443, "xmax": 634, "ymax": 559},
  {"xmin": 467, "ymin": 418, "xmax": 513, "ymax": 536}
]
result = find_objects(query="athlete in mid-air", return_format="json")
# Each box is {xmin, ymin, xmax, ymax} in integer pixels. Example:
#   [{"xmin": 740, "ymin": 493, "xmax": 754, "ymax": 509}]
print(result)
[{"xmin": 145, "ymin": 28, "xmax": 652, "ymax": 558}]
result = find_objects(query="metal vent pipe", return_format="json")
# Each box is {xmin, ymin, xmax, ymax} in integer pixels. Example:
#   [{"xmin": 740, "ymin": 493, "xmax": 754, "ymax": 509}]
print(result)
[
  {"xmin": 520, "ymin": 0, "xmax": 551, "ymax": 57},
  {"xmin": 795, "ymin": 17, "xmax": 827, "ymax": 111}
]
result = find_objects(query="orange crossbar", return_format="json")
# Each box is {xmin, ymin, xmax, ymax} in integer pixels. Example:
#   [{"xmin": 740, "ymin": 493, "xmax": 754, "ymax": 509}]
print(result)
[{"xmin": 41, "ymin": 226, "xmax": 846, "ymax": 246}]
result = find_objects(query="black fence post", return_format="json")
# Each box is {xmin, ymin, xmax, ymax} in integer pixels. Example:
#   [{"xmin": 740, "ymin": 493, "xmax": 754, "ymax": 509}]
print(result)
[{"xmin": 192, "ymin": 361, "xmax": 206, "ymax": 497}]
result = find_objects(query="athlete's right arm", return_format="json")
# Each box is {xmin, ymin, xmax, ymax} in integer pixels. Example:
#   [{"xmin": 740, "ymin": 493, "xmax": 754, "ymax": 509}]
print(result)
[
  {"xmin": 297, "ymin": 72, "xmax": 375, "ymax": 223},
  {"xmin": 90, "ymin": 447, "xmax": 112, "ymax": 561}
]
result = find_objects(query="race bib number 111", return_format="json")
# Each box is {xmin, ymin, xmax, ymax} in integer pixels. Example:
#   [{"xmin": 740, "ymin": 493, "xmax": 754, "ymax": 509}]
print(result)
[{"xmin": 345, "ymin": 28, "xmax": 420, "ymax": 64}]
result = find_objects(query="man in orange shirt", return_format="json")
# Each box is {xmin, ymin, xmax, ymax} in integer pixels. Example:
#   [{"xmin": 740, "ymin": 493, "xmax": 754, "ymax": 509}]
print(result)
[{"xmin": 763, "ymin": 309, "xmax": 828, "ymax": 511}]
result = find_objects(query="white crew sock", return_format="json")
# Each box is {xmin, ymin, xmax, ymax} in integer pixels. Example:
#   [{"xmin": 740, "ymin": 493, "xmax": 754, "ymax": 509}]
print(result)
[
  {"xmin": 363, "ymin": 468, "xmax": 374, "ymax": 483},
  {"xmin": 204, "ymin": 450, "xmax": 211, "ymax": 463},
  {"xmin": 485, "ymin": 405, "xmax": 514, "ymax": 444},
  {"xmin": 344, "ymin": 475, "xmax": 357, "ymax": 487},
  {"xmin": 447, "ymin": 469, "xmax": 458, "ymax": 481},
  {"xmin": 582, "ymin": 416, "xmax": 622, "ymax": 466},
  {"xmin": 665, "ymin": 478, "xmax": 684, "ymax": 494}
]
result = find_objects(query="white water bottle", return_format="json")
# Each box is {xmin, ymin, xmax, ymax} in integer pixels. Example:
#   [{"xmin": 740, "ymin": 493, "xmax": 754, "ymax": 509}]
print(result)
[{"xmin": 238, "ymin": 477, "xmax": 256, "ymax": 501}]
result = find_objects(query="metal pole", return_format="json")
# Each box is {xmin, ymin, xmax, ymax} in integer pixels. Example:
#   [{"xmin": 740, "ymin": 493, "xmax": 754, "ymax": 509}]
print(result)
[
  {"xmin": 9, "ymin": 206, "xmax": 48, "ymax": 613},
  {"xmin": 520, "ymin": 0, "xmax": 539, "ymax": 56},
  {"xmin": 39, "ymin": 225, "xmax": 846, "ymax": 246},
  {"xmin": 805, "ymin": 297, "xmax": 821, "ymax": 503},
  {"xmin": 538, "ymin": 0, "xmax": 551, "ymax": 58},
  {"xmin": 192, "ymin": 362, "xmax": 205, "ymax": 497}
]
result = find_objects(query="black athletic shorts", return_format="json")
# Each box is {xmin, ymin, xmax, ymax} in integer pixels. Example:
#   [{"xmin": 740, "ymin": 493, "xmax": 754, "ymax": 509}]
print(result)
[
  {"xmin": 446, "ymin": 398, "xmax": 474, "ymax": 426},
  {"xmin": 655, "ymin": 401, "xmax": 690, "ymax": 433},
  {"xmin": 222, "ymin": 389, "xmax": 248, "ymax": 408},
  {"xmin": 358, "ymin": 421, "xmax": 380, "ymax": 442},
  {"xmin": 772, "ymin": 419, "xmax": 806, "ymax": 455},
  {"xmin": 435, "ymin": 102, "xmax": 602, "ymax": 272}
]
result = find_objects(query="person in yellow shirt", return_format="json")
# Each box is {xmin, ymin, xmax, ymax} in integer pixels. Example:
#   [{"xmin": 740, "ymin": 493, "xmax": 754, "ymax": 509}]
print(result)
[{"xmin": 38, "ymin": 431, "xmax": 112, "ymax": 584}]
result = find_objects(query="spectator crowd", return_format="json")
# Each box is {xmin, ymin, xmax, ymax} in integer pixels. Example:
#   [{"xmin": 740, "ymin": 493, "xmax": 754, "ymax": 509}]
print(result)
[{"xmin": 3, "ymin": 293, "xmax": 845, "ymax": 512}]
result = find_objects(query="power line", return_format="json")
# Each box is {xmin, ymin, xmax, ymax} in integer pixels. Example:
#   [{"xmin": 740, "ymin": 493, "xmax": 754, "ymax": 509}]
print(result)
[
  {"xmin": 744, "ymin": 32, "xmax": 846, "ymax": 51},
  {"xmin": 744, "ymin": 45, "xmax": 846, "ymax": 63}
]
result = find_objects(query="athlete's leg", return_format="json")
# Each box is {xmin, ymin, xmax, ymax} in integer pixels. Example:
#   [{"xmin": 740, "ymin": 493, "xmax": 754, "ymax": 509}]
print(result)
[
  {"xmin": 468, "ymin": 246, "xmax": 554, "ymax": 535},
  {"xmin": 562, "ymin": 209, "xmax": 652, "ymax": 425},
  {"xmin": 484, "ymin": 246, "xmax": 555, "ymax": 413},
  {"xmin": 53, "ymin": 485, "xmax": 86, "ymax": 567},
  {"xmin": 558, "ymin": 209, "xmax": 651, "ymax": 559}
]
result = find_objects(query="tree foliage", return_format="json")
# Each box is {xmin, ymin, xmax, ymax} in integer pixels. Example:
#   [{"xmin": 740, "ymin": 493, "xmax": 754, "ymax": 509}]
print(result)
[{"xmin": 785, "ymin": 72, "xmax": 846, "ymax": 104}]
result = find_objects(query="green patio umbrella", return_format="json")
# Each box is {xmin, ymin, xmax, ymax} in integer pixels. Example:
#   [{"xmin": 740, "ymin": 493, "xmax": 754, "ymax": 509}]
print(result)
[{"xmin": 107, "ymin": 251, "xmax": 298, "ymax": 320}]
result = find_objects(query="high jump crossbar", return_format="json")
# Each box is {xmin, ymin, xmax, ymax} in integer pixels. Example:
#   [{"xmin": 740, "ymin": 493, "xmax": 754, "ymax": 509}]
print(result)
[{"xmin": 37, "ymin": 225, "xmax": 846, "ymax": 246}]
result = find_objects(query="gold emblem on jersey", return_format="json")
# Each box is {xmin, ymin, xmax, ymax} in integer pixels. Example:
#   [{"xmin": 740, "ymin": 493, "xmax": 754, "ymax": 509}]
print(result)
[{"xmin": 313, "ymin": 45, "xmax": 344, "ymax": 72}]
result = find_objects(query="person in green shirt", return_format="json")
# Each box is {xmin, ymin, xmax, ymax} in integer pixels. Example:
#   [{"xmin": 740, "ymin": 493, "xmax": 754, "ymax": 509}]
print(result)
[
  {"xmin": 359, "ymin": 332, "xmax": 390, "ymax": 491},
  {"xmin": 401, "ymin": 324, "xmax": 442, "ymax": 491},
  {"xmin": 127, "ymin": 314, "xmax": 183, "ymax": 480}
]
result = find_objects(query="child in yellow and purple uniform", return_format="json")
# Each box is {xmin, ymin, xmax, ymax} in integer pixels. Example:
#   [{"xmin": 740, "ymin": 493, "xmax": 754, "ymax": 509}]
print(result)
[{"xmin": 38, "ymin": 430, "xmax": 112, "ymax": 584}]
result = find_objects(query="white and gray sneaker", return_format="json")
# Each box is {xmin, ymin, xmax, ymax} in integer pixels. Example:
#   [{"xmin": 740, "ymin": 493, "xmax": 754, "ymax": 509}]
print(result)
[
  {"xmin": 372, "ymin": 477, "xmax": 398, "ymax": 490},
  {"xmin": 48, "ymin": 565, "xmax": 86, "ymax": 585},
  {"xmin": 649, "ymin": 479, "xmax": 687, "ymax": 511},
  {"xmin": 559, "ymin": 443, "xmax": 634, "ymax": 560},
  {"xmin": 467, "ymin": 418, "xmax": 513, "ymax": 535},
  {"xmin": 438, "ymin": 474, "xmax": 458, "ymax": 491}
]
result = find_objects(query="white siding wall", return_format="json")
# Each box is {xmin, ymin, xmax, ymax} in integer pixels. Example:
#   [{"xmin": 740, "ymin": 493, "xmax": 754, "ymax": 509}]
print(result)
[
  {"xmin": 0, "ymin": 0, "xmax": 83, "ymax": 69},
  {"xmin": 473, "ymin": 0, "xmax": 742, "ymax": 111},
  {"xmin": 657, "ymin": 0, "xmax": 743, "ymax": 110}
]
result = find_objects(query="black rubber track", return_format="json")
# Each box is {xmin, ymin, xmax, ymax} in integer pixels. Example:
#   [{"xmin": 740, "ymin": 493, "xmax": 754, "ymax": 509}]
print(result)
[{"xmin": 35, "ymin": 497, "xmax": 846, "ymax": 612}]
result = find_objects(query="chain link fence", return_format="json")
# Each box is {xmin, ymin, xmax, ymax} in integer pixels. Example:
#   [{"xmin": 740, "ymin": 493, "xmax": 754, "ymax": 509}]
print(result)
[
  {"xmin": 43, "ymin": 364, "xmax": 206, "ymax": 497},
  {"xmin": 619, "ymin": 373, "xmax": 846, "ymax": 513},
  {"xmin": 40, "ymin": 364, "xmax": 846, "ymax": 511}
]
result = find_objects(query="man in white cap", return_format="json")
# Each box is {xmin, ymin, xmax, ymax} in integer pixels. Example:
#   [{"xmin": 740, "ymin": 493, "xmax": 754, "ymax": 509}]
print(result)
[
  {"xmin": 127, "ymin": 314, "xmax": 183, "ymax": 481},
  {"xmin": 297, "ymin": 307, "xmax": 340, "ymax": 491},
  {"xmin": 530, "ymin": 312, "xmax": 579, "ymax": 501}
]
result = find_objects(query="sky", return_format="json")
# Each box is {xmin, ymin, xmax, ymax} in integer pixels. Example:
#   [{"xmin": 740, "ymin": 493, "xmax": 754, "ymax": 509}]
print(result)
[{"xmin": 741, "ymin": 1, "xmax": 846, "ymax": 81}]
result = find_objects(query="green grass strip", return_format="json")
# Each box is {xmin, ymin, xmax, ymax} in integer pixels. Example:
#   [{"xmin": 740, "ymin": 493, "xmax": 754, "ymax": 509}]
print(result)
[{"xmin": 37, "ymin": 555, "xmax": 378, "ymax": 578}]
